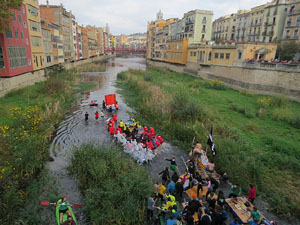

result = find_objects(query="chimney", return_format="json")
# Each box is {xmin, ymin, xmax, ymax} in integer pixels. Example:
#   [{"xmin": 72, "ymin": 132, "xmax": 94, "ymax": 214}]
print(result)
[{"xmin": 46, "ymin": 0, "xmax": 49, "ymax": 7}]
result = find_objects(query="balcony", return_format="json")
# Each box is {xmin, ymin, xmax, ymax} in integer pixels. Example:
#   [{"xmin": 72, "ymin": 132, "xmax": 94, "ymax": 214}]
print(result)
[
  {"xmin": 288, "ymin": 10, "xmax": 300, "ymax": 16},
  {"xmin": 286, "ymin": 22, "xmax": 300, "ymax": 27}
]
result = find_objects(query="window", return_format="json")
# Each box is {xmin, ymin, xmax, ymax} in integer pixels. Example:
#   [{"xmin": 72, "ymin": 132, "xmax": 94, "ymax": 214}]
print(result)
[
  {"xmin": 24, "ymin": 22, "xmax": 27, "ymax": 28},
  {"xmin": 215, "ymin": 53, "xmax": 219, "ymax": 59},
  {"xmin": 40, "ymin": 56, "xmax": 43, "ymax": 66},
  {"xmin": 5, "ymin": 31, "xmax": 13, "ymax": 39},
  {"xmin": 22, "ymin": 6, "xmax": 25, "ymax": 13},
  {"xmin": 18, "ymin": 14, "xmax": 22, "ymax": 22},
  {"xmin": 238, "ymin": 52, "xmax": 242, "ymax": 59},
  {"xmin": 8, "ymin": 46, "xmax": 27, "ymax": 68},
  {"xmin": 30, "ymin": 21, "xmax": 40, "ymax": 32},
  {"xmin": 202, "ymin": 25, "xmax": 206, "ymax": 32},
  {"xmin": 20, "ymin": 31, "xmax": 24, "ymax": 40},
  {"xmin": 28, "ymin": 5, "xmax": 38, "ymax": 17},
  {"xmin": 208, "ymin": 52, "xmax": 211, "ymax": 61},
  {"xmin": 294, "ymin": 29, "xmax": 298, "ymax": 37},
  {"xmin": 226, "ymin": 53, "xmax": 230, "ymax": 59},
  {"xmin": 193, "ymin": 52, "xmax": 196, "ymax": 57},
  {"xmin": 190, "ymin": 52, "xmax": 193, "ymax": 56},
  {"xmin": 26, "ymin": 38, "xmax": 29, "ymax": 45},
  {"xmin": 0, "ymin": 47, "xmax": 4, "ymax": 68},
  {"xmin": 31, "ymin": 37, "xmax": 41, "ymax": 46},
  {"xmin": 15, "ymin": 30, "xmax": 18, "ymax": 40},
  {"xmin": 220, "ymin": 53, "xmax": 224, "ymax": 59},
  {"xmin": 297, "ymin": 16, "xmax": 300, "ymax": 25},
  {"xmin": 286, "ymin": 30, "xmax": 290, "ymax": 37},
  {"xmin": 202, "ymin": 34, "xmax": 205, "ymax": 40},
  {"xmin": 13, "ymin": 11, "xmax": 16, "ymax": 21}
]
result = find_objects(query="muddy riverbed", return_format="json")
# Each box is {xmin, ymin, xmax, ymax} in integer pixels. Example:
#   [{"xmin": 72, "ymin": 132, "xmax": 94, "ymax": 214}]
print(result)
[{"xmin": 46, "ymin": 57, "xmax": 292, "ymax": 225}]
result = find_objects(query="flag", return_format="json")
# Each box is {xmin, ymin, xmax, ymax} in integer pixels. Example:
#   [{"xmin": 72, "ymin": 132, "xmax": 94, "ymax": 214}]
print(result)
[{"xmin": 207, "ymin": 127, "xmax": 216, "ymax": 156}]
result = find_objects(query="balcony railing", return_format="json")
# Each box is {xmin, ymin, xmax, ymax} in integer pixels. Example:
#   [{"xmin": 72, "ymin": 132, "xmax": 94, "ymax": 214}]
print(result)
[{"xmin": 288, "ymin": 10, "xmax": 300, "ymax": 16}]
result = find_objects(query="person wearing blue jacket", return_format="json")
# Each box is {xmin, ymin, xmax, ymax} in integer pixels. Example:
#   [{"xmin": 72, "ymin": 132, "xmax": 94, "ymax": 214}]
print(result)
[{"xmin": 166, "ymin": 180, "xmax": 176, "ymax": 195}]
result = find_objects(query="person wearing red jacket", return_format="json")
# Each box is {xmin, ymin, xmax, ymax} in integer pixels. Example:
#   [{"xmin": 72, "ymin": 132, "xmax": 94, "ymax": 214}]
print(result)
[
  {"xmin": 248, "ymin": 184, "xmax": 256, "ymax": 204},
  {"xmin": 157, "ymin": 136, "xmax": 164, "ymax": 144},
  {"xmin": 147, "ymin": 132, "xmax": 153, "ymax": 140},
  {"xmin": 147, "ymin": 140, "xmax": 154, "ymax": 150},
  {"xmin": 109, "ymin": 126, "xmax": 115, "ymax": 135},
  {"xmin": 112, "ymin": 114, "xmax": 117, "ymax": 122},
  {"xmin": 95, "ymin": 111, "xmax": 99, "ymax": 120}
]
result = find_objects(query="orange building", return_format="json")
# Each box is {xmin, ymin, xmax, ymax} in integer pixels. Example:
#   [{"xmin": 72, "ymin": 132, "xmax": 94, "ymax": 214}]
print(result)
[
  {"xmin": 80, "ymin": 26, "xmax": 89, "ymax": 59},
  {"xmin": 165, "ymin": 38, "xmax": 188, "ymax": 65}
]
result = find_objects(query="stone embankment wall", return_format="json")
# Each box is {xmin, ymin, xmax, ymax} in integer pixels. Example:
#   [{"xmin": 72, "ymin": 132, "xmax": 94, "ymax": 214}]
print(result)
[
  {"xmin": 0, "ymin": 55, "xmax": 112, "ymax": 98},
  {"xmin": 147, "ymin": 60, "xmax": 300, "ymax": 101}
]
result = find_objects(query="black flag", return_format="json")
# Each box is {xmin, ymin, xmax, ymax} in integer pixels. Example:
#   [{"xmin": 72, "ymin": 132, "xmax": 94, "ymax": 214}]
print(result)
[{"xmin": 207, "ymin": 127, "xmax": 216, "ymax": 156}]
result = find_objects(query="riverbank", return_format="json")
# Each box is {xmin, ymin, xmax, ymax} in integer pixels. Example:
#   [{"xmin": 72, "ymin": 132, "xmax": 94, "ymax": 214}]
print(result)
[
  {"xmin": 116, "ymin": 67, "xmax": 300, "ymax": 221},
  {"xmin": 0, "ymin": 65, "xmax": 101, "ymax": 224},
  {"xmin": 68, "ymin": 144, "xmax": 153, "ymax": 224}
]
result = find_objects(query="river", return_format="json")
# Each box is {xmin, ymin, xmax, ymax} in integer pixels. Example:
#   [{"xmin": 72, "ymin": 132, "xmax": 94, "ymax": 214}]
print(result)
[{"xmin": 46, "ymin": 56, "xmax": 291, "ymax": 225}]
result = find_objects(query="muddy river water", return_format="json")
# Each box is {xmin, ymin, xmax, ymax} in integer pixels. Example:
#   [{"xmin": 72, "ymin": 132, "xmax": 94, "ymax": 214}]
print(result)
[{"xmin": 47, "ymin": 57, "xmax": 291, "ymax": 225}]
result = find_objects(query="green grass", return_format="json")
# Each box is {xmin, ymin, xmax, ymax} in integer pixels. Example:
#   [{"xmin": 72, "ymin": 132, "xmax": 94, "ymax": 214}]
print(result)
[
  {"xmin": 68, "ymin": 145, "xmax": 153, "ymax": 225},
  {"xmin": 0, "ymin": 68, "xmax": 96, "ymax": 225},
  {"xmin": 116, "ymin": 67, "xmax": 300, "ymax": 220}
]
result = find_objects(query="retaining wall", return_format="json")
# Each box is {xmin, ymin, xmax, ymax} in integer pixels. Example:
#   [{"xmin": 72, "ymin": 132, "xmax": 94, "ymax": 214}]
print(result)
[
  {"xmin": 147, "ymin": 60, "xmax": 300, "ymax": 101},
  {"xmin": 0, "ymin": 55, "xmax": 112, "ymax": 98}
]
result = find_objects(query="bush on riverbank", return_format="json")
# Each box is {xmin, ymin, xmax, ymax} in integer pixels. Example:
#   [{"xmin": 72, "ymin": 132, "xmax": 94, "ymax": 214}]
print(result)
[
  {"xmin": 0, "ymin": 69, "xmax": 96, "ymax": 225},
  {"xmin": 76, "ymin": 62, "xmax": 106, "ymax": 72},
  {"xmin": 116, "ymin": 67, "xmax": 300, "ymax": 220},
  {"xmin": 69, "ymin": 145, "xmax": 153, "ymax": 225}
]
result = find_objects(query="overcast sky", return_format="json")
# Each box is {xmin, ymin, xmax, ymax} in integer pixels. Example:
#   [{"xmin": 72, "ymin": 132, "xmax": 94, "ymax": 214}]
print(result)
[{"xmin": 40, "ymin": 0, "xmax": 268, "ymax": 35}]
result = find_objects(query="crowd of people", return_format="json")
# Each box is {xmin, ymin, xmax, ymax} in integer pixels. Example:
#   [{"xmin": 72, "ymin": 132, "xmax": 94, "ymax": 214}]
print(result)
[
  {"xmin": 106, "ymin": 114, "xmax": 165, "ymax": 164},
  {"xmin": 146, "ymin": 142, "xmax": 275, "ymax": 225},
  {"xmin": 246, "ymin": 58, "xmax": 300, "ymax": 65}
]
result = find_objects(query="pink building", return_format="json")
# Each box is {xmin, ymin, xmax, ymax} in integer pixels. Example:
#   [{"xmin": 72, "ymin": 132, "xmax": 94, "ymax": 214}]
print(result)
[{"xmin": 0, "ymin": 4, "xmax": 33, "ymax": 77}]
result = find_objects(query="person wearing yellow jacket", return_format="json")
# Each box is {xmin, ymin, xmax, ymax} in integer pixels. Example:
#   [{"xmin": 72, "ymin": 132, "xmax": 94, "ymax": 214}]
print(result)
[{"xmin": 119, "ymin": 120, "xmax": 124, "ymax": 131}]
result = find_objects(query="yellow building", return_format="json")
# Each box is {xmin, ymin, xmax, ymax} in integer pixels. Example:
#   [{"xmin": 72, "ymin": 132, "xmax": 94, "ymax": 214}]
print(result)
[
  {"xmin": 147, "ymin": 19, "xmax": 166, "ymax": 59},
  {"xmin": 24, "ymin": 0, "xmax": 45, "ymax": 70},
  {"xmin": 164, "ymin": 38, "xmax": 188, "ymax": 65},
  {"xmin": 187, "ymin": 43, "xmax": 277, "ymax": 66},
  {"xmin": 247, "ymin": 5, "xmax": 265, "ymax": 42},
  {"xmin": 235, "ymin": 43, "xmax": 277, "ymax": 61}
]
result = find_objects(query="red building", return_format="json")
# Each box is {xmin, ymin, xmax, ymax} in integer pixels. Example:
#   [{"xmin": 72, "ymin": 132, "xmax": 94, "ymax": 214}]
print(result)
[{"xmin": 0, "ymin": 4, "xmax": 33, "ymax": 77}]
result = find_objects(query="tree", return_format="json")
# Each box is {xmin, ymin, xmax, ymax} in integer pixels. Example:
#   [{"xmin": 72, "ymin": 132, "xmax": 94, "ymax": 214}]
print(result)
[
  {"xmin": 0, "ymin": 0, "xmax": 23, "ymax": 33},
  {"xmin": 277, "ymin": 41, "xmax": 300, "ymax": 61}
]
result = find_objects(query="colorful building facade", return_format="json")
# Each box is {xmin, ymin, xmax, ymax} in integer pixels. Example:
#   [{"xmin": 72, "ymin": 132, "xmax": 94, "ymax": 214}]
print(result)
[
  {"xmin": 0, "ymin": 4, "xmax": 33, "ymax": 77},
  {"xmin": 24, "ymin": 0, "xmax": 45, "ymax": 70},
  {"xmin": 282, "ymin": 0, "xmax": 300, "ymax": 42}
]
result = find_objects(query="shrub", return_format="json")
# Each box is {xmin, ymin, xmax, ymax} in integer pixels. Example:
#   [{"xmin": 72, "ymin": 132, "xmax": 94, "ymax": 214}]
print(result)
[
  {"xmin": 117, "ymin": 71, "xmax": 127, "ymax": 80},
  {"xmin": 69, "ymin": 145, "xmax": 153, "ymax": 225},
  {"xmin": 290, "ymin": 115, "xmax": 300, "ymax": 129},
  {"xmin": 270, "ymin": 95, "xmax": 287, "ymax": 108},
  {"xmin": 207, "ymin": 79, "xmax": 226, "ymax": 90},
  {"xmin": 272, "ymin": 108, "xmax": 293, "ymax": 122},
  {"xmin": 257, "ymin": 97, "xmax": 271, "ymax": 108},
  {"xmin": 76, "ymin": 62, "xmax": 105, "ymax": 72},
  {"xmin": 143, "ymin": 73, "xmax": 152, "ymax": 82}
]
